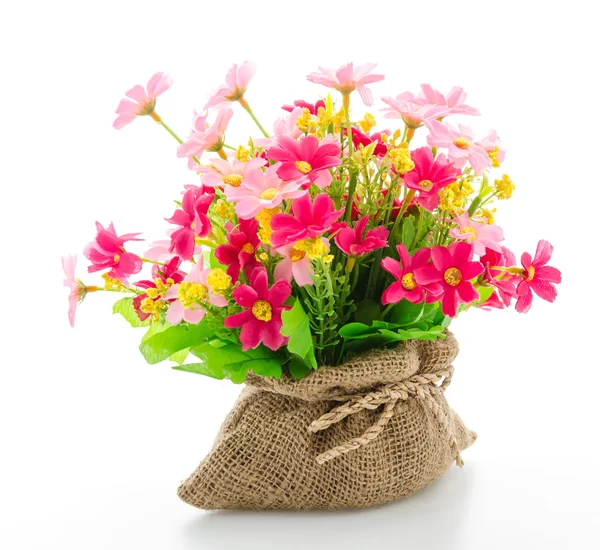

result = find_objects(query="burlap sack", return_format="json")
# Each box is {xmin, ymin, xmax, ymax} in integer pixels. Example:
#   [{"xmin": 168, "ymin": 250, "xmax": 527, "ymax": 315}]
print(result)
[{"xmin": 178, "ymin": 332, "xmax": 476, "ymax": 510}]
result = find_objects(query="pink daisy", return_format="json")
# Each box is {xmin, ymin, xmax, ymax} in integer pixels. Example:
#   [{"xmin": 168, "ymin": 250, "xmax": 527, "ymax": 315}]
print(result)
[
  {"xmin": 177, "ymin": 108, "xmax": 233, "ymax": 161},
  {"xmin": 415, "ymin": 84, "xmax": 480, "ymax": 117},
  {"xmin": 381, "ymin": 92, "xmax": 448, "ymax": 129},
  {"xmin": 449, "ymin": 212, "xmax": 505, "ymax": 256},
  {"xmin": 214, "ymin": 219, "xmax": 261, "ymax": 283},
  {"xmin": 199, "ymin": 157, "xmax": 266, "ymax": 189},
  {"xmin": 334, "ymin": 216, "xmax": 389, "ymax": 257},
  {"xmin": 274, "ymin": 243, "xmax": 321, "ymax": 287},
  {"xmin": 204, "ymin": 61, "xmax": 257, "ymax": 110}
]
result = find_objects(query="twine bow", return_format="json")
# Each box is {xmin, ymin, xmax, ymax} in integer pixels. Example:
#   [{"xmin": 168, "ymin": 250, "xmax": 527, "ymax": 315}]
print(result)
[{"xmin": 308, "ymin": 367, "xmax": 464, "ymax": 466}]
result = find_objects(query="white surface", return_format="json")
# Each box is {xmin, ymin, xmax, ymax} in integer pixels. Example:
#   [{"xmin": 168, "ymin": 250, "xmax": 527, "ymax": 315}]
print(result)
[{"xmin": 1, "ymin": 1, "xmax": 599, "ymax": 548}]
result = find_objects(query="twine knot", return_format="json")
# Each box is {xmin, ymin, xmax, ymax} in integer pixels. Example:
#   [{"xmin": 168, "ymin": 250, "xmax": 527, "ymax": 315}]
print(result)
[{"xmin": 308, "ymin": 367, "xmax": 464, "ymax": 466}]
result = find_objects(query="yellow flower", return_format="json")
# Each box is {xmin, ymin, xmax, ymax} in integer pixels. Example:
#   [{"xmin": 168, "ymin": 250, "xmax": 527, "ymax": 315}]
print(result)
[
  {"xmin": 255, "ymin": 207, "xmax": 280, "ymax": 245},
  {"xmin": 214, "ymin": 199, "xmax": 234, "ymax": 220},
  {"xmin": 358, "ymin": 112, "xmax": 376, "ymax": 133},
  {"xmin": 294, "ymin": 238, "xmax": 328, "ymax": 260},
  {"xmin": 235, "ymin": 145, "xmax": 250, "ymax": 162},
  {"xmin": 494, "ymin": 174, "xmax": 515, "ymax": 200},
  {"xmin": 296, "ymin": 108, "xmax": 317, "ymax": 133},
  {"xmin": 207, "ymin": 268, "xmax": 232, "ymax": 295},
  {"xmin": 178, "ymin": 282, "xmax": 208, "ymax": 308},
  {"xmin": 439, "ymin": 187, "xmax": 456, "ymax": 211},
  {"xmin": 488, "ymin": 146, "xmax": 501, "ymax": 168},
  {"xmin": 480, "ymin": 208, "xmax": 496, "ymax": 224},
  {"xmin": 102, "ymin": 272, "xmax": 123, "ymax": 290},
  {"xmin": 389, "ymin": 147, "xmax": 414, "ymax": 174}
]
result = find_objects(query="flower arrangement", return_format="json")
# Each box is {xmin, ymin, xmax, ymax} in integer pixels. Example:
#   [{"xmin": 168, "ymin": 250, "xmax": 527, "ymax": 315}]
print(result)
[{"xmin": 63, "ymin": 62, "xmax": 562, "ymax": 382}]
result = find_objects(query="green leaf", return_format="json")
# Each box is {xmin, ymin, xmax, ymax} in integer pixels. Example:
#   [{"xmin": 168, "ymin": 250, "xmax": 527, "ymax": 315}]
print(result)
[
  {"xmin": 113, "ymin": 297, "xmax": 150, "ymax": 328},
  {"xmin": 141, "ymin": 320, "xmax": 169, "ymax": 342},
  {"xmin": 402, "ymin": 216, "xmax": 416, "ymax": 250},
  {"xmin": 354, "ymin": 299, "xmax": 382, "ymax": 325},
  {"xmin": 387, "ymin": 299, "xmax": 425, "ymax": 327},
  {"xmin": 140, "ymin": 322, "xmax": 213, "ymax": 365},
  {"xmin": 169, "ymin": 348, "xmax": 189, "ymax": 365},
  {"xmin": 339, "ymin": 322, "xmax": 376, "ymax": 340},
  {"xmin": 281, "ymin": 299, "xmax": 318, "ymax": 370},
  {"xmin": 477, "ymin": 285, "xmax": 495, "ymax": 303},
  {"xmin": 289, "ymin": 356, "xmax": 312, "ymax": 380}
]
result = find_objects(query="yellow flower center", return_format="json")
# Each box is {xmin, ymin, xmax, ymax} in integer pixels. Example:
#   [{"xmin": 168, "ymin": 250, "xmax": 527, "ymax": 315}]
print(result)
[
  {"xmin": 290, "ymin": 248, "xmax": 306, "ymax": 262},
  {"xmin": 252, "ymin": 299, "xmax": 273, "ymax": 322},
  {"xmin": 460, "ymin": 227, "xmax": 477, "ymax": 242},
  {"xmin": 488, "ymin": 146, "xmax": 501, "ymax": 168},
  {"xmin": 294, "ymin": 238, "xmax": 328, "ymax": 259},
  {"xmin": 419, "ymin": 179, "xmax": 434, "ymax": 191},
  {"xmin": 453, "ymin": 137, "xmax": 471, "ymax": 149},
  {"xmin": 443, "ymin": 267, "xmax": 462, "ymax": 287},
  {"xmin": 113, "ymin": 254, "xmax": 120, "ymax": 263},
  {"xmin": 260, "ymin": 188, "xmax": 278, "ymax": 201},
  {"xmin": 241, "ymin": 242, "xmax": 255, "ymax": 254},
  {"xmin": 401, "ymin": 272, "xmax": 417, "ymax": 290},
  {"xmin": 526, "ymin": 265, "xmax": 535, "ymax": 282},
  {"xmin": 223, "ymin": 174, "xmax": 243, "ymax": 187},
  {"xmin": 178, "ymin": 282, "xmax": 208, "ymax": 308},
  {"xmin": 139, "ymin": 296, "xmax": 167, "ymax": 321},
  {"xmin": 295, "ymin": 160, "xmax": 313, "ymax": 174},
  {"xmin": 207, "ymin": 268, "xmax": 232, "ymax": 295}
]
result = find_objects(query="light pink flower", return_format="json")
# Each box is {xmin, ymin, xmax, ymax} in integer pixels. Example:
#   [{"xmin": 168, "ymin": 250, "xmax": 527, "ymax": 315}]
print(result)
[
  {"xmin": 450, "ymin": 212, "xmax": 504, "ymax": 255},
  {"xmin": 426, "ymin": 121, "xmax": 491, "ymax": 175},
  {"xmin": 477, "ymin": 130, "xmax": 506, "ymax": 167},
  {"xmin": 381, "ymin": 92, "xmax": 448, "ymax": 129},
  {"xmin": 272, "ymin": 107, "xmax": 304, "ymax": 141},
  {"xmin": 165, "ymin": 252, "xmax": 227, "ymax": 325},
  {"xmin": 204, "ymin": 61, "xmax": 257, "ymax": 110},
  {"xmin": 226, "ymin": 164, "xmax": 307, "ymax": 219},
  {"xmin": 200, "ymin": 157, "xmax": 266, "ymax": 189},
  {"xmin": 274, "ymin": 242, "xmax": 322, "ymax": 287},
  {"xmin": 62, "ymin": 255, "xmax": 85, "ymax": 327},
  {"xmin": 177, "ymin": 108, "xmax": 233, "ymax": 161},
  {"xmin": 307, "ymin": 62, "xmax": 384, "ymax": 106},
  {"xmin": 144, "ymin": 229, "xmax": 202, "ymax": 263},
  {"xmin": 113, "ymin": 72, "xmax": 172, "ymax": 129},
  {"xmin": 415, "ymin": 84, "xmax": 480, "ymax": 117}
]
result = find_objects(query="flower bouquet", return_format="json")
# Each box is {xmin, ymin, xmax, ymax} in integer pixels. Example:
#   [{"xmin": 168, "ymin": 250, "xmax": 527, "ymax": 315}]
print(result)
[{"xmin": 63, "ymin": 62, "xmax": 561, "ymax": 510}]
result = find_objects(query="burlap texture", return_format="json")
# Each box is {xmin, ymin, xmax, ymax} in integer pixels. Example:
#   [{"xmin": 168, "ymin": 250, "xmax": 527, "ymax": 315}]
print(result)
[{"xmin": 178, "ymin": 333, "xmax": 476, "ymax": 510}]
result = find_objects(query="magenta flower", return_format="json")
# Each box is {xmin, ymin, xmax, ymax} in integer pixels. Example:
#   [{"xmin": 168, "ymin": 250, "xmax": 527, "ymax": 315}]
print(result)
[
  {"xmin": 267, "ymin": 134, "xmax": 341, "ymax": 188},
  {"xmin": 224, "ymin": 267, "xmax": 292, "ymax": 351},
  {"xmin": 307, "ymin": 62, "xmax": 385, "ymax": 106},
  {"xmin": 479, "ymin": 247, "xmax": 518, "ymax": 309},
  {"xmin": 84, "ymin": 222, "xmax": 143, "ymax": 281},
  {"xmin": 348, "ymin": 127, "xmax": 389, "ymax": 157},
  {"xmin": 415, "ymin": 84, "xmax": 480, "ymax": 117},
  {"xmin": 282, "ymin": 99, "xmax": 326, "ymax": 115},
  {"xmin": 200, "ymin": 157, "xmax": 266, "ymax": 189},
  {"xmin": 403, "ymin": 147, "xmax": 461, "ymax": 210},
  {"xmin": 449, "ymin": 212, "xmax": 505, "ymax": 255},
  {"xmin": 165, "ymin": 186, "xmax": 213, "ymax": 260},
  {"xmin": 164, "ymin": 253, "xmax": 228, "ymax": 325},
  {"xmin": 204, "ymin": 61, "xmax": 257, "ymax": 110},
  {"xmin": 177, "ymin": 108, "xmax": 233, "ymax": 161},
  {"xmin": 515, "ymin": 240, "xmax": 561, "ymax": 313},
  {"xmin": 113, "ymin": 72, "xmax": 172, "ymax": 130},
  {"xmin": 415, "ymin": 242, "xmax": 484, "ymax": 317},
  {"xmin": 382, "ymin": 245, "xmax": 442, "ymax": 305},
  {"xmin": 274, "ymin": 242, "xmax": 321, "ymax": 287},
  {"xmin": 334, "ymin": 216, "xmax": 389, "ymax": 257},
  {"xmin": 426, "ymin": 121, "xmax": 491, "ymax": 175},
  {"xmin": 271, "ymin": 194, "xmax": 344, "ymax": 248},
  {"xmin": 226, "ymin": 164, "xmax": 307, "ymax": 219},
  {"xmin": 214, "ymin": 219, "xmax": 261, "ymax": 283},
  {"xmin": 381, "ymin": 92, "xmax": 447, "ymax": 129}
]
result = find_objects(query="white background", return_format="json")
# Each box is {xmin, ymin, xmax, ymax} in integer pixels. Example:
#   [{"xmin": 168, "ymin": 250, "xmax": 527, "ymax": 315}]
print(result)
[{"xmin": 1, "ymin": 1, "xmax": 598, "ymax": 548}]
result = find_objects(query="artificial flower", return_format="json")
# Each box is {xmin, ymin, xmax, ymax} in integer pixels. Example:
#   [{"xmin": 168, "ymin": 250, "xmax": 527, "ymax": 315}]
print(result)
[
  {"xmin": 214, "ymin": 219, "xmax": 261, "ymax": 283},
  {"xmin": 381, "ymin": 92, "xmax": 447, "ymax": 129},
  {"xmin": 62, "ymin": 255, "xmax": 88, "ymax": 327},
  {"xmin": 449, "ymin": 212, "xmax": 505, "ymax": 255},
  {"xmin": 334, "ymin": 216, "xmax": 389, "ymax": 257},
  {"xmin": 478, "ymin": 130, "xmax": 506, "ymax": 168},
  {"xmin": 282, "ymin": 99, "xmax": 326, "ymax": 115},
  {"xmin": 479, "ymin": 247, "xmax": 518, "ymax": 309},
  {"xmin": 199, "ymin": 157, "xmax": 266, "ymax": 188},
  {"xmin": 204, "ymin": 61, "xmax": 257, "ymax": 110},
  {"xmin": 177, "ymin": 108, "xmax": 233, "ymax": 161},
  {"xmin": 415, "ymin": 84, "xmax": 480, "ymax": 117},
  {"xmin": 274, "ymin": 242, "xmax": 323, "ymax": 287}
]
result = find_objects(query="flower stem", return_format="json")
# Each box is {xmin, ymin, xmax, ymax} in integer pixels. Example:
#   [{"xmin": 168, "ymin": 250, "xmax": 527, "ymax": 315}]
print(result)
[
  {"xmin": 140, "ymin": 257, "xmax": 164, "ymax": 266},
  {"xmin": 155, "ymin": 116, "xmax": 201, "ymax": 166},
  {"xmin": 239, "ymin": 97, "xmax": 270, "ymax": 138}
]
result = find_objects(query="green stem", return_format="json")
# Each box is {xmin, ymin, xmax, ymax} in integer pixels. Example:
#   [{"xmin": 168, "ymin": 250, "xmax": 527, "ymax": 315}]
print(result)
[
  {"xmin": 158, "ymin": 120, "xmax": 201, "ymax": 165},
  {"xmin": 240, "ymin": 100, "xmax": 270, "ymax": 138},
  {"xmin": 140, "ymin": 257, "xmax": 164, "ymax": 266},
  {"xmin": 222, "ymin": 143, "xmax": 236, "ymax": 150},
  {"xmin": 382, "ymin": 302, "xmax": 395, "ymax": 318}
]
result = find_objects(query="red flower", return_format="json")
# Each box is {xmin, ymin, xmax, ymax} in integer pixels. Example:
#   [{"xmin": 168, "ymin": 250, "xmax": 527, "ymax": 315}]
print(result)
[
  {"xmin": 414, "ymin": 241, "xmax": 484, "ymax": 317},
  {"xmin": 479, "ymin": 247, "xmax": 518, "ymax": 309},
  {"xmin": 346, "ymin": 127, "xmax": 389, "ymax": 157},
  {"xmin": 165, "ymin": 186, "xmax": 213, "ymax": 260},
  {"xmin": 224, "ymin": 267, "xmax": 292, "ymax": 351},
  {"xmin": 84, "ymin": 222, "xmax": 143, "ymax": 281},
  {"xmin": 334, "ymin": 216, "xmax": 389, "ymax": 257},
  {"xmin": 271, "ymin": 194, "xmax": 344, "ymax": 248},
  {"xmin": 214, "ymin": 219, "xmax": 261, "ymax": 283},
  {"xmin": 282, "ymin": 99, "xmax": 326, "ymax": 115},
  {"xmin": 382, "ymin": 245, "xmax": 442, "ymax": 305},
  {"xmin": 403, "ymin": 147, "xmax": 461, "ymax": 211},
  {"xmin": 515, "ymin": 240, "xmax": 561, "ymax": 313}
]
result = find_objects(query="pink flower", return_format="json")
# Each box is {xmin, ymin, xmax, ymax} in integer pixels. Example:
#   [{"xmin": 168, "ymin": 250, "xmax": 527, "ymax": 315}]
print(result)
[
  {"xmin": 224, "ymin": 267, "xmax": 292, "ymax": 351},
  {"xmin": 515, "ymin": 240, "xmax": 561, "ymax": 313},
  {"xmin": 334, "ymin": 216, "xmax": 389, "ymax": 257},
  {"xmin": 199, "ymin": 157, "xmax": 266, "ymax": 188},
  {"xmin": 165, "ymin": 186, "xmax": 213, "ymax": 260},
  {"xmin": 348, "ymin": 127, "xmax": 389, "ymax": 157},
  {"xmin": 450, "ymin": 212, "xmax": 505, "ymax": 255},
  {"xmin": 144, "ymin": 230, "xmax": 201, "ymax": 263},
  {"xmin": 381, "ymin": 92, "xmax": 447, "ymax": 129},
  {"xmin": 426, "ymin": 121, "xmax": 491, "ymax": 175},
  {"xmin": 226, "ymin": 164, "xmax": 307, "ymax": 219},
  {"xmin": 477, "ymin": 130, "xmax": 506, "ymax": 167},
  {"xmin": 414, "ymin": 242, "xmax": 484, "ymax": 317},
  {"xmin": 307, "ymin": 62, "xmax": 384, "ymax": 106},
  {"xmin": 62, "ymin": 255, "xmax": 85, "ymax": 327},
  {"xmin": 214, "ymin": 219, "xmax": 261, "ymax": 283},
  {"xmin": 84, "ymin": 222, "xmax": 143, "ymax": 281},
  {"xmin": 165, "ymin": 252, "xmax": 228, "ymax": 325},
  {"xmin": 204, "ymin": 61, "xmax": 257, "ymax": 110},
  {"xmin": 479, "ymin": 247, "xmax": 518, "ymax": 309},
  {"xmin": 267, "ymin": 134, "xmax": 341, "ymax": 188},
  {"xmin": 113, "ymin": 72, "xmax": 172, "ymax": 129},
  {"xmin": 415, "ymin": 84, "xmax": 480, "ymax": 117},
  {"xmin": 282, "ymin": 99, "xmax": 326, "ymax": 115},
  {"xmin": 271, "ymin": 108, "xmax": 304, "ymax": 141},
  {"xmin": 274, "ymin": 242, "xmax": 322, "ymax": 287},
  {"xmin": 403, "ymin": 147, "xmax": 461, "ymax": 210},
  {"xmin": 271, "ymin": 194, "xmax": 344, "ymax": 248},
  {"xmin": 381, "ymin": 245, "xmax": 442, "ymax": 305},
  {"xmin": 177, "ymin": 108, "xmax": 233, "ymax": 161}
]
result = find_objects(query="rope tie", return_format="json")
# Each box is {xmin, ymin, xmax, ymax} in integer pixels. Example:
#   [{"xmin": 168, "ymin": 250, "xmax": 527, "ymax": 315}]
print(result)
[{"xmin": 308, "ymin": 367, "xmax": 464, "ymax": 466}]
